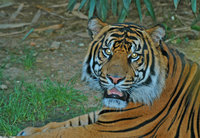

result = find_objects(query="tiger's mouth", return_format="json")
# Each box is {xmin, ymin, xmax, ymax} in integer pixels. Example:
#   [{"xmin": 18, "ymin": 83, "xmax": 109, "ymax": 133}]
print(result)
[
  {"xmin": 103, "ymin": 87, "xmax": 129, "ymax": 109},
  {"xmin": 104, "ymin": 88, "xmax": 127, "ymax": 100}
]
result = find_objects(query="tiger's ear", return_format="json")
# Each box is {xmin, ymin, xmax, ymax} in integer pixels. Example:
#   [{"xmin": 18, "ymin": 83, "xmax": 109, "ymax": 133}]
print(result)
[
  {"xmin": 88, "ymin": 17, "xmax": 108, "ymax": 39},
  {"xmin": 146, "ymin": 25, "xmax": 165, "ymax": 44}
]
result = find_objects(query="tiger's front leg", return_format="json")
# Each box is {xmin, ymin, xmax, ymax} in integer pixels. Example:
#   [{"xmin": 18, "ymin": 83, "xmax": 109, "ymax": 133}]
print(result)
[{"xmin": 17, "ymin": 110, "xmax": 100, "ymax": 136}]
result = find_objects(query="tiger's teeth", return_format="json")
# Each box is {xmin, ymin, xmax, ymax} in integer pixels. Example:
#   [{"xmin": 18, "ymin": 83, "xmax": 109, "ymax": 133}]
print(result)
[{"xmin": 108, "ymin": 88, "xmax": 123, "ymax": 97}]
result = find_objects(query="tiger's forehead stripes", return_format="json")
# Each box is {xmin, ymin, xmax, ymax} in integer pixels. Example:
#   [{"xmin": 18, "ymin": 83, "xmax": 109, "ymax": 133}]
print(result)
[{"xmin": 101, "ymin": 25, "xmax": 145, "ymax": 53}]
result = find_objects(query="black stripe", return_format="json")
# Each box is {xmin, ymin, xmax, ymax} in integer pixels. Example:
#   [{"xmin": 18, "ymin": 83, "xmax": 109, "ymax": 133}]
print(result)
[
  {"xmin": 78, "ymin": 117, "xmax": 81, "ymax": 126},
  {"xmin": 88, "ymin": 113, "xmax": 93, "ymax": 124},
  {"xmin": 134, "ymin": 30, "xmax": 143, "ymax": 38},
  {"xmin": 174, "ymin": 101, "xmax": 190, "ymax": 138},
  {"xmin": 143, "ymin": 76, "xmax": 152, "ymax": 85},
  {"xmin": 69, "ymin": 121, "xmax": 72, "ymax": 126},
  {"xmin": 86, "ymin": 41, "xmax": 97, "ymax": 64},
  {"xmin": 159, "ymin": 41, "xmax": 169, "ymax": 59},
  {"xmin": 141, "ymin": 71, "xmax": 190, "ymax": 136},
  {"xmin": 97, "ymin": 116, "xmax": 140, "ymax": 124},
  {"xmin": 140, "ymin": 115, "xmax": 166, "ymax": 137},
  {"xmin": 137, "ymin": 43, "xmax": 141, "ymax": 51},
  {"xmin": 187, "ymin": 70, "xmax": 200, "ymax": 131},
  {"xmin": 126, "ymin": 36, "xmax": 138, "ymax": 40},
  {"xmin": 105, "ymin": 39, "xmax": 108, "ymax": 46},
  {"xmin": 102, "ymin": 52, "xmax": 187, "ymax": 133},
  {"xmin": 174, "ymin": 63, "xmax": 199, "ymax": 137},
  {"xmin": 141, "ymin": 37, "xmax": 148, "ymax": 50},
  {"xmin": 137, "ymin": 56, "xmax": 144, "ymax": 67},
  {"xmin": 170, "ymin": 49, "xmax": 177, "ymax": 77},
  {"xmin": 173, "ymin": 50, "xmax": 186, "ymax": 77},
  {"xmin": 111, "ymin": 33, "xmax": 124, "ymax": 38},
  {"xmin": 190, "ymin": 111, "xmax": 195, "ymax": 138},
  {"xmin": 98, "ymin": 105, "xmax": 143, "ymax": 115},
  {"xmin": 159, "ymin": 42, "xmax": 170, "ymax": 75},
  {"xmin": 168, "ymin": 50, "xmax": 186, "ymax": 98},
  {"xmin": 167, "ymin": 58, "xmax": 188, "ymax": 130},
  {"xmin": 174, "ymin": 88, "xmax": 191, "ymax": 138},
  {"xmin": 100, "ymin": 98, "xmax": 173, "ymax": 133},
  {"xmin": 150, "ymin": 50, "xmax": 155, "ymax": 76},
  {"xmin": 168, "ymin": 91, "xmax": 187, "ymax": 131},
  {"xmin": 93, "ymin": 111, "xmax": 96, "ymax": 122},
  {"xmin": 86, "ymin": 41, "xmax": 99, "ymax": 76}
]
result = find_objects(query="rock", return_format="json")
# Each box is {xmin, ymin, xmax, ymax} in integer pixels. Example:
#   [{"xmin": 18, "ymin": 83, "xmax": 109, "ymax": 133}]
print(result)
[
  {"xmin": 78, "ymin": 43, "xmax": 84, "ymax": 47},
  {"xmin": 0, "ymin": 84, "xmax": 8, "ymax": 90},
  {"xmin": 49, "ymin": 41, "xmax": 61, "ymax": 51}
]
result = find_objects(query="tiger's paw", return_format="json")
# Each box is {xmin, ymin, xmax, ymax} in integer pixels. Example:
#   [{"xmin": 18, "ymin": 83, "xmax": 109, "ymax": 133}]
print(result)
[{"xmin": 17, "ymin": 127, "xmax": 39, "ymax": 136}]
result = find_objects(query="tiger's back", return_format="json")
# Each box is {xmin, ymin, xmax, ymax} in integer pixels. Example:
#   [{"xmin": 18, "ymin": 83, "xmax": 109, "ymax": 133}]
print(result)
[{"xmin": 82, "ymin": 41, "xmax": 200, "ymax": 137}]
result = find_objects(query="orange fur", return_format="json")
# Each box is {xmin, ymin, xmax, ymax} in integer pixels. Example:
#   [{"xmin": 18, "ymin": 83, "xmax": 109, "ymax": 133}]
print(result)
[{"xmin": 17, "ymin": 19, "xmax": 200, "ymax": 138}]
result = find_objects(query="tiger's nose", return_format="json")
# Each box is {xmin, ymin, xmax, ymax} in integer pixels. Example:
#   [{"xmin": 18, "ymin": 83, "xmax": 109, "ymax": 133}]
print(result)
[{"xmin": 107, "ymin": 75, "xmax": 125, "ymax": 84}]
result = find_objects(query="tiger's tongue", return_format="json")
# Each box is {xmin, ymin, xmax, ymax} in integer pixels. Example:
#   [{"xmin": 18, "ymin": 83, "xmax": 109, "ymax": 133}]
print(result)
[{"xmin": 107, "ymin": 88, "xmax": 123, "ymax": 97}]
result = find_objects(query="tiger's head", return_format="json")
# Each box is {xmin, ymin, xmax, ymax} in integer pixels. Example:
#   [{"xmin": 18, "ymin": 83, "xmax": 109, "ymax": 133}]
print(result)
[{"xmin": 82, "ymin": 17, "xmax": 167, "ymax": 109}]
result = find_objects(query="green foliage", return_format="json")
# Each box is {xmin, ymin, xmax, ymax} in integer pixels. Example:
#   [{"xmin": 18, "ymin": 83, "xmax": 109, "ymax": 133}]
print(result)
[
  {"xmin": 89, "ymin": 0, "xmax": 96, "ymax": 18},
  {"xmin": 173, "ymin": 0, "xmax": 197, "ymax": 13},
  {"xmin": 22, "ymin": 49, "xmax": 37, "ymax": 70},
  {"xmin": 111, "ymin": 0, "xmax": 117, "ymax": 16},
  {"xmin": 0, "ymin": 65, "xmax": 5, "ymax": 85},
  {"xmin": 68, "ymin": 0, "xmax": 156, "ymax": 22},
  {"xmin": 144, "ymin": 0, "xmax": 156, "ymax": 21},
  {"xmin": 68, "ymin": 0, "xmax": 198, "ymax": 22},
  {"xmin": 173, "ymin": 0, "xmax": 180, "ymax": 9},
  {"xmin": 191, "ymin": 25, "xmax": 200, "ymax": 31},
  {"xmin": 135, "ymin": 0, "xmax": 142, "ymax": 22},
  {"xmin": 67, "ymin": 0, "xmax": 77, "ymax": 11},
  {"xmin": 191, "ymin": 0, "xmax": 196, "ymax": 13},
  {"xmin": 0, "ymin": 78, "xmax": 87, "ymax": 136},
  {"xmin": 191, "ymin": 12, "xmax": 200, "ymax": 31}
]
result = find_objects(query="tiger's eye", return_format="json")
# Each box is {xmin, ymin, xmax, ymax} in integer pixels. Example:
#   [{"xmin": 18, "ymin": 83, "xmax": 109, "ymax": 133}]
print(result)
[
  {"xmin": 105, "ymin": 49, "xmax": 111, "ymax": 55},
  {"xmin": 131, "ymin": 53, "xmax": 138, "ymax": 58}
]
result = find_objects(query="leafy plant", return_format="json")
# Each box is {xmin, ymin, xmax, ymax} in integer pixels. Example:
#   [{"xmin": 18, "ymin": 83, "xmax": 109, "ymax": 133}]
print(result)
[
  {"xmin": 191, "ymin": 11, "xmax": 200, "ymax": 31},
  {"xmin": 68, "ymin": 0, "xmax": 198, "ymax": 22},
  {"xmin": 20, "ymin": 48, "xmax": 37, "ymax": 70},
  {"xmin": 0, "ymin": 64, "xmax": 6, "ymax": 85},
  {"xmin": 173, "ymin": 0, "xmax": 197, "ymax": 13},
  {"xmin": 67, "ymin": 0, "xmax": 156, "ymax": 22}
]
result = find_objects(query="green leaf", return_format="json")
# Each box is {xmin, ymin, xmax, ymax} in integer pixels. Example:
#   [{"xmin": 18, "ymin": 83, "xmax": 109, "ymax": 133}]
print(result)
[
  {"xmin": 101, "ymin": 0, "xmax": 107, "ymax": 21},
  {"xmin": 67, "ymin": 0, "xmax": 77, "ymax": 11},
  {"xmin": 144, "ymin": 0, "xmax": 156, "ymax": 21},
  {"xmin": 96, "ymin": 0, "xmax": 101, "ymax": 18},
  {"xmin": 173, "ymin": 0, "xmax": 180, "ymax": 9},
  {"xmin": 118, "ymin": 8, "xmax": 127, "ymax": 23},
  {"xmin": 111, "ymin": 0, "xmax": 117, "ymax": 16},
  {"xmin": 85, "ymin": 0, "xmax": 90, "ymax": 11},
  {"xmin": 78, "ymin": 0, "xmax": 88, "ymax": 11},
  {"xmin": 88, "ymin": 0, "xmax": 96, "ymax": 18},
  {"xmin": 118, "ymin": 1, "xmax": 123, "ymax": 16},
  {"xmin": 135, "ymin": 0, "xmax": 142, "ymax": 22},
  {"xmin": 191, "ymin": 0, "xmax": 196, "ymax": 13},
  {"xmin": 123, "ymin": 0, "xmax": 131, "ymax": 12},
  {"xmin": 191, "ymin": 13, "xmax": 200, "ymax": 26},
  {"xmin": 191, "ymin": 25, "xmax": 200, "ymax": 31}
]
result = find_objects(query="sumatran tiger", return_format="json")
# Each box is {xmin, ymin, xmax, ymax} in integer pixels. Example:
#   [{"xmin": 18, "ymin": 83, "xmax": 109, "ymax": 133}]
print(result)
[{"xmin": 16, "ymin": 17, "xmax": 200, "ymax": 138}]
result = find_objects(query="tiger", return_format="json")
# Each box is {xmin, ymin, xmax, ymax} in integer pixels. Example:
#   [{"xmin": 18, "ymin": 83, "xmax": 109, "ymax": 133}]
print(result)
[{"xmin": 16, "ymin": 17, "xmax": 200, "ymax": 138}]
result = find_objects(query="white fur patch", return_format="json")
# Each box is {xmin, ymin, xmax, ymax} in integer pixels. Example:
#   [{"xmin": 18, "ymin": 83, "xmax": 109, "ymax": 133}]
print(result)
[
  {"xmin": 130, "ymin": 59, "xmax": 166, "ymax": 105},
  {"xmin": 103, "ymin": 98, "xmax": 127, "ymax": 109}
]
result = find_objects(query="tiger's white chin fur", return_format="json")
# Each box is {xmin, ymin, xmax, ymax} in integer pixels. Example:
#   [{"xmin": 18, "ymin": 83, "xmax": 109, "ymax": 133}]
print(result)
[{"xmin": 103, "ymin": 98, "xmax": 127, "ymax": 109}]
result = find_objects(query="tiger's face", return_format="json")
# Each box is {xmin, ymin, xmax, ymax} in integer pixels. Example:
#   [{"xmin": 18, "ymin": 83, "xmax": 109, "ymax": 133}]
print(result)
[{"xmin": 82, "ymin": 18, "xmax": 167, "ymax": 109}]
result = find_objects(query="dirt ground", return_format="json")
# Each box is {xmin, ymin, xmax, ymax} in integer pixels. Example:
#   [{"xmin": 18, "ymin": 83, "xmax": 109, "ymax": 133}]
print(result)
[{"xmin": 0, "ymin": 0, "xmax": 200, "ymax": 121}]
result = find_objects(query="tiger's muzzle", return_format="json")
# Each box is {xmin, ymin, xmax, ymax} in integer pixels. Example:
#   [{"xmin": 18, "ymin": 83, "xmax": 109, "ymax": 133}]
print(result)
[{"xmin": 102, "ymin": 75, "xmax": 130, "ymax": 109}]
